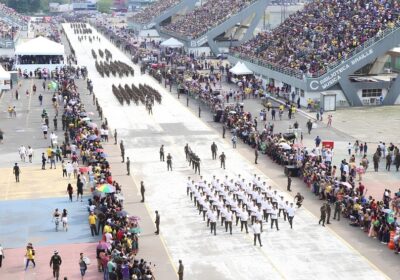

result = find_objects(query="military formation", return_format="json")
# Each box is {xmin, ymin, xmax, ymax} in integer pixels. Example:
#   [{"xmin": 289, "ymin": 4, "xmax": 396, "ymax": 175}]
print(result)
[
  {"xmin": 95, "ymin": 60, "xmax": 134, "ymax": 78},
  {"xmin": 111, "ymin": 83, "xmax": 162, "ymax": 106},
  {"xmin": 185, "ymin": 144, "xmax": 201, "ymax": 175},
  {"xmin": 70, "ymin": 22, "xmax": 92, "ymax": 34}
]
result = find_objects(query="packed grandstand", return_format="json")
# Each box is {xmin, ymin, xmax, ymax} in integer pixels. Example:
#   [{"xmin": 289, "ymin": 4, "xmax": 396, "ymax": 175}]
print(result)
[
  {"xmin": 0, "ymin": 3, "xmax": 28, "ymax": 43},
  {"xmin": 162, "ymin": 0, "xmax": 256, "ymax": 38},
  {"xmin": 133, "ymin": 0, "xmax": 181, "ymax": 24},
  {"xmin": 232, "ymin": 0, "xmax": 400, "ymax": 78}
]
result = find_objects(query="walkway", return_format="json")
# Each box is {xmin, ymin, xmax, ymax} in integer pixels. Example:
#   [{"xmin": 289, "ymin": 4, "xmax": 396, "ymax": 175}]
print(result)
[{"xmin": 62, "ymin": 23, "xmax": 393, "ymax": 280}]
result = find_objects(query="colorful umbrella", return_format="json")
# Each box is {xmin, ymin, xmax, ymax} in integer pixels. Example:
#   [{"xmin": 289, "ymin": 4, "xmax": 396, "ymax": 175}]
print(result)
[
  {"xmin": 87, "ymin": 122, "xmax": 97, "ymax": 128},
  {"xmin": 79, "ymin": 166, "xmax": 90, "ymax": 173},
  {"xmin": 128, "ymin": 216, "xmax": 141, "ymax": 222},
  {"xmin": 116, "ymin": 210, "xmax": 128, "ymax": 217},
  {"xmin": 87, "ymin": 135, "xmax": 98, "ymax": 141},
  {"xmin": 129, "ymin": 227, "xmax": 142, "ymax": 234},
  {"xmin": 96, "ymin": 184, "xmax": 115, "ymax": 193}
]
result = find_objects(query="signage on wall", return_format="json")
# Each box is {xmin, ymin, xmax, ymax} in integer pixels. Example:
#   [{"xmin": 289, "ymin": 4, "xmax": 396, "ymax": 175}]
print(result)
[
  {"xmin": 190, "ymin": 35, "xmax": 207, "ymax": 47},
  {"xmin": 308, "ymin": 49, "xmax": 374, "ymax": 91}
]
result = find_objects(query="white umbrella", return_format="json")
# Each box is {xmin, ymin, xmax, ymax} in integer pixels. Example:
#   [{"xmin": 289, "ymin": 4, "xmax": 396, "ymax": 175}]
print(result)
[{"xmin": 279, "ymin": 143, "xmax": 291, "ymax": 150}]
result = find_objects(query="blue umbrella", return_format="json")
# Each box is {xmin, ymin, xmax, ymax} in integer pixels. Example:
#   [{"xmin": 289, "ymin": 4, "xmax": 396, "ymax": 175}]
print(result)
[{"xmin": 87, "ymin": 135, "xmax": 98, "ymax": 141}]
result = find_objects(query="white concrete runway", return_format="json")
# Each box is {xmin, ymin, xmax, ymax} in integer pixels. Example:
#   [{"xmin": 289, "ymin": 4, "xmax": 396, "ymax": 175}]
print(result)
[{"xmin": 63, "ymin": 23, "xmax": 390, "ymax": 280}]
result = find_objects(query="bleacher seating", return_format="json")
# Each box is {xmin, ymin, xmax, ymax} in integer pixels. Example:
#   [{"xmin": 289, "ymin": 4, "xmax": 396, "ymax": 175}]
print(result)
[
  {"xmin": 162, "ymin": 0, "xmax": 256, "ymax": 39},
  {"xmin": 232, "ymin": 0, "xmax": 400, "ymax": 78},
  {"xmin": 133, "ymin": 0, "xmax": 181, "ymax": 24}
]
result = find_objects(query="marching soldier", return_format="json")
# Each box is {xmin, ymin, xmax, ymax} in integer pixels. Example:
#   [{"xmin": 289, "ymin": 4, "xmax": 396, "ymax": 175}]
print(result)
[
  {"xmin": 184, "ymin": 144, "xmax": 189, "ymax": 160},
  {"xmin": 211, "ymin": 142, "xmax": 218, "ymax": 160}
]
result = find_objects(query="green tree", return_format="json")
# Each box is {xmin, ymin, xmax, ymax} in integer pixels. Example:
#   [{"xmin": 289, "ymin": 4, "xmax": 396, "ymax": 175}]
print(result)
[
  {"xmin": 97, "ymin": 0, "xmax": 112, "ymax": 13},
  {"xmin": 0, "ymin": 0, "xmax": 41, "ymax": 14}
]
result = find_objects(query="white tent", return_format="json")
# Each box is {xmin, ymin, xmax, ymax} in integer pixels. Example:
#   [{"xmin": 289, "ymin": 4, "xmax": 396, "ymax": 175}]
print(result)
[
  {"xmin": 0, "ymin": 64, "xmax": 11, "ymax": 90},
  {"xmin": 15, "ymin": 36, "xmax": 65, "ymax": 56},
  {"xmin": 160, "ymin": 37, "xmax": 184, "ymax": 48},
  {"xmin": 0, "ymin": 64, "xmax": 10, "ymax": 80},
  {"xmin": 229, "ymin": 61, "xmax": 253, "ymax": 75}
]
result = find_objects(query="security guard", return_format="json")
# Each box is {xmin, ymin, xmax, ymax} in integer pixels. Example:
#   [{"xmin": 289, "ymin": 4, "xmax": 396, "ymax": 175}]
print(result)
[
  {"xmin": 211, "ymin": 142, "xmax": 218, "ymax": 160},
  {"xmin": 219, "ymin": 152, "xmax": 226, "ymax": 169},
  {"xmin": 159, "ymin": 145, "xmax": 165, "ymax": 161},
  {"xmin": 166, "ymin": 153, "xmax": 173, "ymax": 171}
]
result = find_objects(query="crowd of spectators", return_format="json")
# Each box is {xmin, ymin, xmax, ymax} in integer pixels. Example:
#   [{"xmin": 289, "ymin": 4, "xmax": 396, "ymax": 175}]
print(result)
[
  {"xmin": 222, "ymin": 113, "xmax": 400, "ymax": 253},
  {"xmin": 0, "ymin": 3, "xmax": 29, "ymax": 26},
  {"xmin": 0, "ymin": 21, "xmax": 16, "ymax": 42},
  {"xmin": 133, "ymin": 0, "xmax": 181, "ymax": 24},
  {"xmin": 162, "ymin": 0, "xmax": 256, "ymax": 39},
  {"xmin": 51, "ymin": 51, "xmax": 155, "ymax": 279},
  {"xmin": 232, "ymin": 0, "xmax": 400, "ymax": 78}
]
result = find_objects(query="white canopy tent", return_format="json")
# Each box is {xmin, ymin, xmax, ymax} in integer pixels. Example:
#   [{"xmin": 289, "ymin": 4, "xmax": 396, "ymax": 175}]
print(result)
[
  {"xmin": 229, "ymin": 61, "xmax": 253, "ymax": 75},
  {"xmin": 15, "ymin": 36, "xmax": 65, "ymax": 56},
  {"xmin": 0, "ymin": 64, "xmax": 11, "ymax": 90},
  {"xmin": 160, "ymin": 37, "xmax": 184, "ymax": 48},
  {"xmin": 15, "ymin": 36, "xmax": 65, "ymax": 73}
]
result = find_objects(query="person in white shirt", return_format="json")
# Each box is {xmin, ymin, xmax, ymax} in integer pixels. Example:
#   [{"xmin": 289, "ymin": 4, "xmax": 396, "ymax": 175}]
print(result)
[
  {"xmin": 105, "ymin": 231, "xmax": 113, "ymax": 243},
  {"xmin": 240, "ymin": 207, "xmax": 249, "ymax": 233},
  {"xmin": 186, "ymin": 177, "xmax": 192, "ymax": 196},
  {"xmin": 252, "ymin": 220, "xmax": 262, "ymax": 247},
  {"xmin": 209, "ymin": 209, "xmax": 217, "ymax": 235},
  {"xmin": 19, "ymin": 145, "xmax": 27, "ymax": 162},
  {"xmin": 256, "ymin": 207, "xmax": 263, "ymax": 232},
  {"xmin": 287, "ymin": 203, "xmax": 296, "ymax": 229},
  {"xmin": 50, "ymin": 132, "xmax": 58, "ymax": 148},
  {"xmin": 270, "ymin": 205, "xmax": 279, "ymax": 231},
  {"xmin": 278, "ymin": 196, "xmax": 286, "ymax": 219},
  {"xmin": 347, "ymin": 142, "xmax": 352, "ymax": 155},
  {"xmin": 272, "ymin": 190, "xmax": 279, "ymax": 208},
  {"xmin": 0, "ymin": 243, "xmax": 4, "ymax": 267},
  {"xmin": 220, "ymin": 205, "xmax": 228, "ymax": 226},
  {"xmin": 27, "ymin": 146, "xmax": 34, "ymax": 163},
  {"xmin": 225, "ymin": 210, "xmax": 233, "ymax": 235}
]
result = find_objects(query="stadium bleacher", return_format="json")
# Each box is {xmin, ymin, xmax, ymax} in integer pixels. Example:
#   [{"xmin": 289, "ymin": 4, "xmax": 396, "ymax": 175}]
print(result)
[
  {"xmin": 232, "ymin": 0, "xmax": 400, "ymax": 78},
  {"xmin": 133, "ymin": 0, "xmax": 181, "ymax": 24},
  {"xmin": 162, "ymin": 0, "xmax": 256, "ymax": 39}
]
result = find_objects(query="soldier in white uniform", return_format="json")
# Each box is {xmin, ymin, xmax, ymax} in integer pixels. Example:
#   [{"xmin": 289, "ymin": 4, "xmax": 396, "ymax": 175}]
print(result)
[
  {"xmin": 287, "ymin": 202, "xmax": 296, "ymax": 229},
  {"xmin": 270, "ymin": 205, "xmax": 279, "ymax": 231},
  {"xmin": 252, "ymin": 220, "xmax": 262, "ymax": 247},
  {"xmin": 209, "ymin": 209, "xmax": 217, "ymax": 235},
  {"xmin": 225, "ymin": 209, "xmax": 233, "ymax": 234},
  {"xmin": 240, "ymin": 206, "xmax": 249, "ymax": 233}
]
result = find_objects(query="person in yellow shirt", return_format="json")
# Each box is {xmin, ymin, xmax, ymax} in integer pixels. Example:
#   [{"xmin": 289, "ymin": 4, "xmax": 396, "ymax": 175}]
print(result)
[
  {"xmin": 103, "ymin": 223, "xmax": 112, "ymax": 234},
  {"xmin": 88, "ymin": 212, "xmax": 98, "ymax": 236},
  {"xmin": 25, "ymin": 243, "xmax": 35, "ymax": 270},
  {"xmin": 46, "ymin": 146, "xmax": 53, "ymax": 162}
]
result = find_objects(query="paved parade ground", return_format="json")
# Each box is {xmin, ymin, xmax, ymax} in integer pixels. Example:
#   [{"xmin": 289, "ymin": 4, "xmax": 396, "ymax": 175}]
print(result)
[
  {"xmin": 60, "ymin": 24, "xmax": 392, "ymax": 280},
  {"xmin": 0, "ymin": 20, "xmax": 399, "ymax": 280}
]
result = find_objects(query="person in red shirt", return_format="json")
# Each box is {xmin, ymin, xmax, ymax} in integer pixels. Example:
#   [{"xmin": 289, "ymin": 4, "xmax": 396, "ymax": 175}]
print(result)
[{"xmin": 358, "ymin": 182, "xmax": 365, "ymax": 196}]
